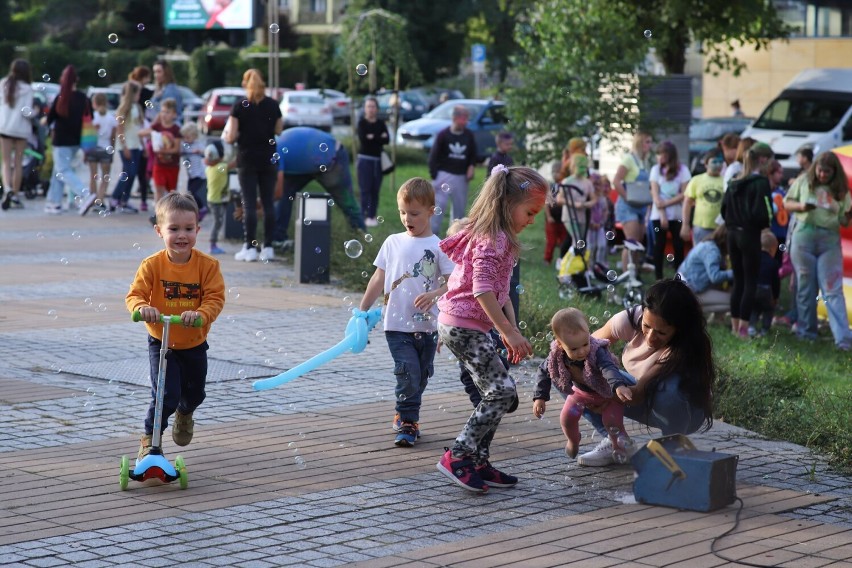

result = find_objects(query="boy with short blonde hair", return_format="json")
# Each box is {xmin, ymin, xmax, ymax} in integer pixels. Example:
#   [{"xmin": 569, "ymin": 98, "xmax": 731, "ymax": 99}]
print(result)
[{"xmin": 359, "ymin": 177, "xmax": 455, "ymax": 447}]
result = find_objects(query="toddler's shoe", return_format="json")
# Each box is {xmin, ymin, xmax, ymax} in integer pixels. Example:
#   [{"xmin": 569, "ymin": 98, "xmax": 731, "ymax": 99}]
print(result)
[
  {"xmin": 476, "ymin": 461, "xmax": 518, "ymax": 488},
  {"xmin": 138, "ymin": 434, "xmax": 152, "ymax": 462},
  {"xmin": 210, "ymin": 244, "xmax": 226, "ymax": 255},
  {"xmin": 172, "ymin": 411, "xmax": 194, "ymax": 446},
  {"xmin": 394, "ymin": 422, "xmax": 418, "ymax": 447},
  {"xmin": 577, "ymin": 437, "xmax": 615, "ymax": 467},
  {"xmin": 436, "ymin": 448, "xmax": 488, "ymax": 493},
  {"xmin": 391, "ymin": 413, "xmax": 420, "ymax": 438}
]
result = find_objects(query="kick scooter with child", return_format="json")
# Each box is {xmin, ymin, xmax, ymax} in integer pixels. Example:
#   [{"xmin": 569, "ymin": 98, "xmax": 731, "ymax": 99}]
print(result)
[{"xmin": 119, "ymin": 311, "xmax": 202, "ymax": 490}]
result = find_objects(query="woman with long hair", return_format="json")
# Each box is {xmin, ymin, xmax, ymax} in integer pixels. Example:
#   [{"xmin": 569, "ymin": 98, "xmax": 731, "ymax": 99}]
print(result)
[
  {"xmin": 0, "ymin": 59, "xmax": 33, "ymax": 210},
  {"xmin": 151, "ymin": 60, "xmax": 183, "ymax": 123},
  {"xmin": 784, "ymin": 151, "xmax": 852, "ymax": 350},
  {"xmin": 578, "ymin": 278, "xmax": 716, "ymax": 466},
  {"xmin": 649, "ymin": 140, "xmax": 691, "ymax": 279},
  {"xmin": 356, "ymin": 96, "xmax": 389, "ymax": 227},
  {"xmin": 224, "ymin": 68, "xmax": 283, "ymax": 262},
  {"xmin": 44, "ymin": 65, "xmax": 92, "ymax": 215},
  {"xmin": 128, "ymin": 66, "xmax": 154, "ymax": 211},
  {"xmin": 109, "ymin": 80, "xmax": 144, "ymax": 212},
  {"xmin": 612, "ymin": 131, "xmax": 654, "ymax": 274}
]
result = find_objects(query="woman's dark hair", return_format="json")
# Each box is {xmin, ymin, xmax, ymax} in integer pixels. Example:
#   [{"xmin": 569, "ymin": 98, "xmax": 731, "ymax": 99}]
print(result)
[
  {"xmin": 153, "ymin": 60, "xmax": 175, "ymax": 85},
  {"xmin": 55, "ymin": 65, "xmax": 78, "ymax": 118},
  {"xmin": 627, "ymin": 278, "xmax": 714, "ymax": 431},
  {"xmin": 656, "ymin": 140, "xmax": 680, "ymax": 181},
  {"xmin": 4, "ymin": 59, "xmax": 31, "ymax": 106}
]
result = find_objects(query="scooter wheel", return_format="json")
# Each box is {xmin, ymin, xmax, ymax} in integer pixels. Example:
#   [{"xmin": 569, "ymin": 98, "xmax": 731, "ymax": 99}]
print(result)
[
  {"xmin": 175, "ymin": 455, "xmax": 188, "ymax": 489},
  {"xmin": 119, "ymin": 455, "xmax": 130, "ymax": 490}
]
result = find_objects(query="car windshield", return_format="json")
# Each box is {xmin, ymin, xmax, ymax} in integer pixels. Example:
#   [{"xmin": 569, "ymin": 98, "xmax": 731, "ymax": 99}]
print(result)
[
  {"xmin": 217, "ymin": 94, "xmax": 241, "ymax": 107},
  {"xmin": 288, "ymin": 95, "xmax": 324, "ymax": 105},
  {"xmin": 427, "ymin": 102, "xmax": 486, "ymax": 120},
  {"xmin": 753, "ymin": 95, "xmax": 850, "ymax": 133},
  {"xmin": 691, "ymin": 121, "xmax": 735, "ymax": 140}
]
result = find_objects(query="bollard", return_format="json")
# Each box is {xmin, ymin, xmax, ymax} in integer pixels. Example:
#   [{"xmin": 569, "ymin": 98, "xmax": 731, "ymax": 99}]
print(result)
[{"xmin": 295, "ymin": 192, "xmax": 332, "ymax": 283}]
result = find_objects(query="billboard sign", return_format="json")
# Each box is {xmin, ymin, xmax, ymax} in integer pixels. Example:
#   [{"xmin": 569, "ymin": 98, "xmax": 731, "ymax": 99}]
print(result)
[{"xmin": 164, "ymin": 0, "xmax": 254, "ymax": 30}]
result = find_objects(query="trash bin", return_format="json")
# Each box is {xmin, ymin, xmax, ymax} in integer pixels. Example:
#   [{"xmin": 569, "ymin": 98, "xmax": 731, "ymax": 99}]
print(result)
[{"xmin": 295, "ymin": 192, "xmax": 332, "ymax": 284}]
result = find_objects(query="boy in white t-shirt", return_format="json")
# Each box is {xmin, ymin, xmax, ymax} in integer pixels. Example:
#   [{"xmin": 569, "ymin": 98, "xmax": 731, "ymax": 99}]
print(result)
[
  {"xmin": 358, "ymin": 177, "xmax": 455, "ymax": 447},
  {"xmin": 82, "ymin": 93, "xmax": 118, "ymax": 215}
]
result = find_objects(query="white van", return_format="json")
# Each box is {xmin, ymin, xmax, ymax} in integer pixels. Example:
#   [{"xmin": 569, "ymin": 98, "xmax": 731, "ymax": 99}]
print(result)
[{"xmin": 741, "ymin": 68, "xmax": 852, "ymax": 176}]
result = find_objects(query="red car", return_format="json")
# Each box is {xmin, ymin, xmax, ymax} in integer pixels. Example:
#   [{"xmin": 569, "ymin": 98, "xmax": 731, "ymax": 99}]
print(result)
[{"xmin": 198, "ymin": 87, "xmax": 245, "ymax": 135}]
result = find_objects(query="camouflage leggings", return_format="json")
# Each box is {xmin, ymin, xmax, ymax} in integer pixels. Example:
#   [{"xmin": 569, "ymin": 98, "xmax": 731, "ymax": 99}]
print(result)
[{"xmin": 438, "ymin": 323, "xmax": 517, "ymax": 465}]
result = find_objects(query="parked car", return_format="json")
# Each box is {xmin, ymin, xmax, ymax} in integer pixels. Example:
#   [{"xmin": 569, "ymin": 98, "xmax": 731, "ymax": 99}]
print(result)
[
  {"xmin": 374, "ymin": 90, "xmax": 429, "ymax": 123},
  {"xmin": 198, "ymin": 87, "xmax": 244, "ymax": 134},
  {"xmin": 302, "ymin": 88, "xmax": 351, "ymax": 124},
  {"xmin": 177, "ymin": 85, "xmax": 205, "ymax": 124},
  {"xmin": 86, "ymin": 86, "xmax": 122, "ymax": 110},
  {"xmin": 408, "ymin": 87, "xmax": 466, "ymax": 111},
  {"xmin": 31, "ymin": 82, "xmax": 60, "ymax": 107},
  {"xmin": 279, "ymin": 91, "xmax": 333, "ymax": 131},
  {"xmin": 396, "ymin": 99, "xmax": 509, "ymax": 162},
  {"xmin": 689, "ymin": 116, "xmax": 753, "ymax": 174}
]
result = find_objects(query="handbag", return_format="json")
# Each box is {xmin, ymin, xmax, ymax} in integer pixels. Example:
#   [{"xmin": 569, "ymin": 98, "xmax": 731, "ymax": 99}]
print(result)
[
  {"xmin": 80, "ymin": 109, "xmax": 97, "ymax": 152},
  {"xmin": 381, "ymin": 150, "xmax": 395, "ymax": 174},
  {"xmin": 625, "ymin": 153, "xmax": 652, "ymax": 207},
  {"xmin": 625, "ymin": 179, "xmax": 652, "ymax": 207}
]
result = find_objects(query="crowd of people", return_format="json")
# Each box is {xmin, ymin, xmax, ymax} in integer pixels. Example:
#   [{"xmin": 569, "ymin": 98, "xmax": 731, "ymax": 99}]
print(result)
[{"xmin": 1, "ymin": 59, "xmax": 849, "ymax": 494}]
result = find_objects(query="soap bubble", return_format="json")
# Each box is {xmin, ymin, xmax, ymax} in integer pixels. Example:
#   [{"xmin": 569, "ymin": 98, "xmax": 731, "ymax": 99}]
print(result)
[
  {"xmin": 315, "ymin": 246, "xmax": 322, "ymax": 254},
  {"xmin": 605, "ymin": 231, "xmax": 616, "ymax": 241},
  {"xmin": 363, "ymin": 234, "xmax": 373, "ymax": 243},
  {"xmin": 84, "ymin": 297, "xmax": 93, "ymax": 306},
  {"xmin": 228, "ymin": 287, "xmax": 240, "ymax": 300},
  {"xmin": 42, "ymin": 74, "xmax": 51, "ymax": 82},
  {"xmin": 256, "ymin": 331, "xmax": 266, "ymax": 341},
  {"xmin": 108, "ymin": 33, "xmax": 119, "ymax": 44},
  {"xmin": 327, "ymin": 198, "xmax": 335, "ymax": 207},
  {"xmin": 516, "ymin": 284, "xmax": 525, "ymax": 295},
  {"xmin": 319, "ymin": 165, "xmax": 327, "ymax": 172},
  {"xmin": 606, "ymin": 270, "xmax": 618, "ymax": 281},
  {"xmin": 304, "ymin": 219, "xmax": 312, "ymax": 226},
  {"xmin": 47, "ymin": 309, "xmax": 58, "ymax": 319},
  {"xmin": 355, "ymin": 63, "xmax": 368, "ymax": 76},
  {"xmin": 106, "ymin": 146, "xmax": 115, "ymax": 155},
  {"xmin": 666, "ymin": 253, "xmax": 674, "ymax": 262},
  {"xmin": 644, "ymin": 29, "xmax": 652, "ymax": 39},
  {"xmin": 434, "ymin": 206, "xmax": 443, "ymax": 216},
  {"xmin": 440, "ymin": 183, "xmax": 451, "ymax": 193},
  {"xmin": 241, "ymin": 99, "xmax": 250, "ymax": 108},
  {"xmin": 269, "ymin": 23, "xmax": 280, "ymax": 33},
  {"xmin": 237, "ymin": 369, "xmax": 246, "ymax": 379},
  {"xmin": 344, "ymin": 239, "xmax": 363, "ymax": 258},
  {"xmin": 144, "ymin": 100, "xmax": 154, "ymax": 109},
  {"xmin": 119, "ymin": 172, "xmax": 128, "ymax": 182},
  {"xmin": 779, "ymin": 243, "xmax": 787, "ymax": 252},
  {"xmin": 21, "ymin": 106, "xmax": 33, "ymax": 118},
  {"xmin": 576, "ymin": 240, "xmax": 585, "ymax": 249},
  {"xmin": 98, "ymin": 68, "xmax": 107, "ymax": 78},
  {"xmin": 319, "ymin": 143, "xmax": 329, "ymax": 152},
  {"xmin": 71, "ymin": 231, "xmax": 82, "ymax": 240},
  {"xmin": 589, "ymin": 316, "xmax": 599, "ymax": 325},
  {"xmin": 376, "ymin": 216, "xmax": 384, "ymax": 223},
  {"xmin": 137, "ymin": 23, "xmax": 145, "ymax": 31},
  {"xmin": 518, "ymin": 321, "xmax": 527, "ymax": 330}
]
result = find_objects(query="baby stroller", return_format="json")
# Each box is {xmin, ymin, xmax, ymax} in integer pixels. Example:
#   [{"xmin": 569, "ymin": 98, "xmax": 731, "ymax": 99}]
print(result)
[
  {"xmin": 22, "ymin": 109, "xmax": 48, "ymax": 199},
  {"xmin": 556, "ymin": 183, "xmax": 605, "ymax": 298}
]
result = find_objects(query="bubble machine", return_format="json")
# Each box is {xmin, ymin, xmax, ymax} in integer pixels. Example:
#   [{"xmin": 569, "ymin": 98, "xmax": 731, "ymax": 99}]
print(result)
[{"xmin": 631, "ymin": 434, "xmax": 737, "ymax": 512}]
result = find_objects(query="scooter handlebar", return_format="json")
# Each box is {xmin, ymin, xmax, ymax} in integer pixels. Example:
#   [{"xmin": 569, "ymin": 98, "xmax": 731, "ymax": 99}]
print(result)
[{"xmin": 132, "ymin": 310, "xmax": 203, "ymax": 327}]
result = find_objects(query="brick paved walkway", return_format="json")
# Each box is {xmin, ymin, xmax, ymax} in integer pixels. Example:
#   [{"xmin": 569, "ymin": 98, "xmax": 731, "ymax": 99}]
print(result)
[{"xmin": 1, "ymin": 202, "xmax": 850, "ymax": 567}]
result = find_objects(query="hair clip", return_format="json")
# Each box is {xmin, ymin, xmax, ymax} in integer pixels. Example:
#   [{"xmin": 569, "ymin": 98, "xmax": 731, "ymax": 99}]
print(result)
[
  {"xmin": 520, "ymin": 181, "xmax": 530, "ymax": 189},
  {"xmin": 490, "ymin": 164, "xmax": 509, "ymax": 177}
]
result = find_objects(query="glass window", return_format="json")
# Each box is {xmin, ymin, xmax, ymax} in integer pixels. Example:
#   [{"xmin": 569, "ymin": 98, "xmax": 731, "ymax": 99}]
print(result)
[
  {"xmin": 753, "ymin": 95, "xmax": 850, "ymax": 132},
  {"xmin": 311, "ymin": 0, "xmax": 327, "ymax": 12}
]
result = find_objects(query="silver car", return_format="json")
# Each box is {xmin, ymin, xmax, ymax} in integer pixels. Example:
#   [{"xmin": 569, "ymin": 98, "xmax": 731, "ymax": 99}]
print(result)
[
  {"xmin": 302, "ymin": 88, "xmax": 351, "ymax": 124},
  {"xmin": 279, "ymin": 91, "xmax": 334, "ymax": 132}
]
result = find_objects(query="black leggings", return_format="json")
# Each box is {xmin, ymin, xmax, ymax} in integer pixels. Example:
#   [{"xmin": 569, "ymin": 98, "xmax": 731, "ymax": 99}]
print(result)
[
  {"xmin": 238, "ymin": 161, "xmax": 277, "ymax": 249},
  {"xmin": 652, "ymin": 219, "xmax": 684, "ymax": 280},
  {"xmin": 727, "ymin": 227, "xmax": 762, "ymax": 321}
]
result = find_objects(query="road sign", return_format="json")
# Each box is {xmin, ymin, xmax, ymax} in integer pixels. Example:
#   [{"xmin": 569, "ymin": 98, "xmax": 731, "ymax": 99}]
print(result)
[{"xmin": 472, "ymin": 44, "xmax": 486, "ymax": 73}]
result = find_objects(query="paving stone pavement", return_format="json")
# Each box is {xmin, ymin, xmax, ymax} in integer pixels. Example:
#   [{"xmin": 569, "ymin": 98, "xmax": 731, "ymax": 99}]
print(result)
[{"xmin": 1, "ymin": 201, "xmax": 851, "ymax": 567}]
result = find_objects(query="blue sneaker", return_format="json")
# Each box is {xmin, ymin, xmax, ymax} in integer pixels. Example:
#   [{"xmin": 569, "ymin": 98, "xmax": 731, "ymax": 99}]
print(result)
[
  {"xmin": 394, "ymin": 422, "xmax": 417, "ymax": 447},
  {"xmin": 392, "ymin": 413, "xmax": 420, "ymax": 438},
  {"xmin": 210, "ymin": 245, "xmax": 226, "ymax": 255}
]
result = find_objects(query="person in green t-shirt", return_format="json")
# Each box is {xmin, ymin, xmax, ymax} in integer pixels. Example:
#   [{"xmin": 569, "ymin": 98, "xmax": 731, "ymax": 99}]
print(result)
[
  {"xmin": 681, "ymin": 151, "xmax": 726, "ymax": 245},
  {"xmin": 784, "ymin": 151, "xmax": 852, "ymax": 350}
]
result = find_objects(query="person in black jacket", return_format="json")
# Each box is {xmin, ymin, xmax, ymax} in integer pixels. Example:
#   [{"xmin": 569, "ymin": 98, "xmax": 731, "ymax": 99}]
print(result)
[
  {"xmin": 44, "ymin": 65, "xmax": 92, "ymax": 214},
  {"xmin": 356, "ymin": 97, "xmax": 389, "ymax": 227},
  {"xmin": 721, "ymin": 142, "xmax": 774, "ymax": 338},
  {"xmin": 428, "ymin": 105, "xmax": 477, "ymax": 234}
]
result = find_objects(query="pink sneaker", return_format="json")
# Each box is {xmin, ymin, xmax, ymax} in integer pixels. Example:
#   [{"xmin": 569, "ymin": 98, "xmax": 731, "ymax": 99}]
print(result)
[{"xmin": 436, "ymin": 448, "xmax": 488, "ymax": 493}]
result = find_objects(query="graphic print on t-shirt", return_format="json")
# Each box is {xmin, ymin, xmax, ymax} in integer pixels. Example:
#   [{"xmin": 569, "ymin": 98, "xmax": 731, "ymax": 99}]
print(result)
[
  {"xmin": 161, "ymin": 279, "xmax": 201, "ymax": 309},
  {"xmin": 448, "ymin": 141, "xmax": 468, "ymax": 160}
]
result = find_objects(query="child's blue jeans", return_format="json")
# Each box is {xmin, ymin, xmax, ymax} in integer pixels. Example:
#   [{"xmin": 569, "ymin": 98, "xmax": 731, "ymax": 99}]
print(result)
[{"xmin": 385, "ymin": 330, "xmax": 437, "ymax": 424}]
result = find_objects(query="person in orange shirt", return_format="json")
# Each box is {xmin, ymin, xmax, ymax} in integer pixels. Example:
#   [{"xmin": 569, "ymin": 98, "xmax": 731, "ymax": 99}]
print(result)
[{"xmin": 126, "ymin": 193, "xmax": 225, "ymax": 461}]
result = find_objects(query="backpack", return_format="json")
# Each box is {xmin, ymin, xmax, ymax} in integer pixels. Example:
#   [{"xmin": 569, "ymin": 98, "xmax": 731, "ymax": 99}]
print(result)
[{"xmin": 721, "ymin": 174, "xmax": 773, "ymax": 231}]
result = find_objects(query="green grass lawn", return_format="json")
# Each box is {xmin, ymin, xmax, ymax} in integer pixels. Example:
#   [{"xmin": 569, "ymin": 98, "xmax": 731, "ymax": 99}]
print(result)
[{"xmin": 270, "ymin": 152, "xmax": 852, "ymax": 472}]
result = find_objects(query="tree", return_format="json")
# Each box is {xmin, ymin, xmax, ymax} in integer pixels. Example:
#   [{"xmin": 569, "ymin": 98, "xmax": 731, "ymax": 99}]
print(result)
[
  {"xmin": 506, "ymin": 0, "xmax": 649, "ymax": 166},
  {"xmin": 628, "ymin": 0, "xmax": 792, "ymax": 76},
  {"xmin": 347, "ymin": 0, "xmax": 475, "ymax": 83},
  {"xmin": 466, "ymin": 0, "xmax": 533, "ymax": 85}
]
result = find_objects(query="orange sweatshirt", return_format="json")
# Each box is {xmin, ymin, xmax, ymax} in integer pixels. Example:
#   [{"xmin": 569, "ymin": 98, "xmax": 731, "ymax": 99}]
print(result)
[{"xmin": 126, "ymin": 249, "xmax": 226, "ymax": 349}]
